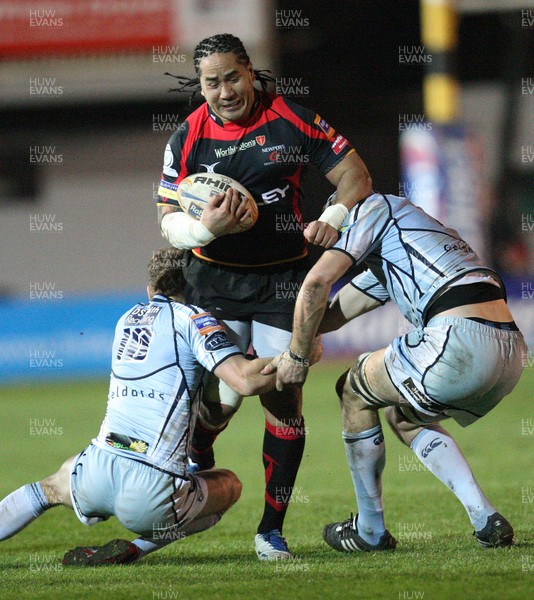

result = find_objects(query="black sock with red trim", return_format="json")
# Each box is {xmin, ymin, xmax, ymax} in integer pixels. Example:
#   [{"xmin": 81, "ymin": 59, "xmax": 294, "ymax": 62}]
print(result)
[
  {"xmin": 190, "ymin": 420, "xmax": 228, "ymax": 470},
  {"xmin": 257, "ymin": 417, "xmax": 306, "ymax": 534}
]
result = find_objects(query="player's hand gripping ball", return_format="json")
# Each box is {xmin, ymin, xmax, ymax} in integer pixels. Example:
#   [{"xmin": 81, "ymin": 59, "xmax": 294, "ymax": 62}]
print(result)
[{"xmin": 177, "ymin": 173, "xmax": 258, "ymax": 231}]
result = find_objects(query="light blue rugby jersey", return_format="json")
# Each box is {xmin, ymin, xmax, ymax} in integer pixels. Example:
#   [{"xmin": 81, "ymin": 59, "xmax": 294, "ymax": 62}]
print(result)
[
  {"xmin": 332, "ymin": 194, "xmax": 502, "ymax": 328},
  {"xmin": 93, "ymin": 294, "xmax": 241, "ymax": 476}
]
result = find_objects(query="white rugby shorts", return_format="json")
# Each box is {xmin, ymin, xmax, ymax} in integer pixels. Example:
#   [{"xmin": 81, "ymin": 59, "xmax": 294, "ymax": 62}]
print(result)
[
  {"xmin": 69, "ymin": 444, "xmax": 208, "ymax": 536},
  {"xmin": 384, "ymin": 316, "xmax": 526, "ymax": 426}
]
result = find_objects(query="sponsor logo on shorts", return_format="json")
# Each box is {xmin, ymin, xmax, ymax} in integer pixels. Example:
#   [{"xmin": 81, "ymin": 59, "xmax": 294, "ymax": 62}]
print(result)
[
  {"xmin": 401, "ymin": 377, "xmax": 435, "ymax": 411},
  {"xmin": 191, "ymin": 312, "xmax": 224, "ymax": 336},
  {"xmin": 203, "ymin": 331, "xmax": 235, "ymax": 352}
]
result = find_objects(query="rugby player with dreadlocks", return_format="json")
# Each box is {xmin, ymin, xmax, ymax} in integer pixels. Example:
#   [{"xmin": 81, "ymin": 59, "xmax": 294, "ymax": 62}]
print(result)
[{"xmin": 155, "ymin": 33, "xmax": 372, "ymax": 560}]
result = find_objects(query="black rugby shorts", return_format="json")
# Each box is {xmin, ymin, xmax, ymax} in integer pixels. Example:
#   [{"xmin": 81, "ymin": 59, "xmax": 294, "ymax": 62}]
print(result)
[{"xmin": 183, "ymin": 252, "xmax": 309, "ymax": 332}]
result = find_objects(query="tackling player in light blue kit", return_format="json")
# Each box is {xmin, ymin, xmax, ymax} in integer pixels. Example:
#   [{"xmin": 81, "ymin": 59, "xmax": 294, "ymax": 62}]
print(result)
[
  {"xmin": 267, "ymin": 192, "xmax": 526, "ymax": 553},
  {"xmin": 0, "ymin": 247, "xmax": 278, "ymax": 566}
]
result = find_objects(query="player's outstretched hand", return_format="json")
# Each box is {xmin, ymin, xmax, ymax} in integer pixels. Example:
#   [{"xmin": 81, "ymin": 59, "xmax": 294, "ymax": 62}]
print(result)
[
  {"xmin": 201, "ymin": 188, "xmax": 252, "ymax": 237},
  {"xmin": 303, "ymin": 220, "xmax": 339, "ymax": 248},
  {"xmin": 261, "ymin": 351, "xmax": 309, "ymax": 391}
]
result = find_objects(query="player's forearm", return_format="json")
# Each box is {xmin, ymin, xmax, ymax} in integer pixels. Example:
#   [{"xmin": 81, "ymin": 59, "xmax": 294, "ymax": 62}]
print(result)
[
  {"xmin": 217, "ymin": 356, "xmax": 276, "ymax": 396},
  {"xmin": 229, "ymin": 373, "xmax": 275, "ymax": 397},
  {"xmin": 290, "ymin": 277, "xmax": 331, "ymax": 359},
  {"xmin": 159, "ymin": 207, "xmax": 215, "ymax": 249},
  {"xmin": 241, "ymin": 357, "xmax": 277, "ymax": 396}
]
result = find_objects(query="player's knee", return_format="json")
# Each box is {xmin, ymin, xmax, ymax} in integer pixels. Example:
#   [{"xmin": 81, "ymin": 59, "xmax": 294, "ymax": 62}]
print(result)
[
  {"xmin": 336, "ymin": 355, "xmax": 376, "ymax": 409},
  {"xmin": 335, "ymin": 368, "xmax": 361, "ymax": 407},
  {"xmin": 39, "ymin": 456, "xmax": 75, "ymax": 506},
  {"xmin": 40, "ymin": 474, "xmax": 67, "ymax": 506},
  {"xmin": 385, "ymin": 406, "xmax": 422, "ymax": 446},
  {"xmin": 220, "ymin": 469, "xmax": 242, "ymax": 507},
  {"xmin": 232, "ymin": 475, "xmax": 242, "ymax": 504},
  {"xmin": 335, "ymin": 369, "xmax": 350, "ymax": 402},
  {"xmin": 219, "ymin": 468, "xmax": 241, "ymax": 489}
]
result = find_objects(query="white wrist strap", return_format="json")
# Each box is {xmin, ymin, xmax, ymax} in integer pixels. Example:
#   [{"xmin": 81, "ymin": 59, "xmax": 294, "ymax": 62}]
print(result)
[
  {"xmin": 160, "ymin": 211, "xmax": 216, "ymax": 249},
  {"xmin": 317, "ymin": 204, "xmax": 349, "ymax": 230}
]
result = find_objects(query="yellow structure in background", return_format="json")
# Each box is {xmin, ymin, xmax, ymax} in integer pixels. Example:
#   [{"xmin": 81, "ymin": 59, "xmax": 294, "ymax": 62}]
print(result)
[{"xmin": 421, "ymin": 0, "xmax": 459, "ymax": 123}]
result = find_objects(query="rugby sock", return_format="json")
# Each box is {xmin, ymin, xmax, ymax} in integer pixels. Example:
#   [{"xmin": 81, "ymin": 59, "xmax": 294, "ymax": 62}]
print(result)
[
  {"xmin": 257, "ymin": 418, "xmax": 306, "ymax": 534},
  {"xmin": 343, "ymin": 426, "xmax": 386, "ymax": 545},
  {"xmin": 132, "ymin": 512, "xmax": 222, "ymax": 557},
  {"xmin": 411, "ymin": 427, "xmax": 496, "ymax": 530},
  {"xmin": 0, "ymin": 483, "xmax": 51, "ymax": 540},
  {"xmin": 190, "ymin": 420, "xmax": 229, "ymax": 468}
]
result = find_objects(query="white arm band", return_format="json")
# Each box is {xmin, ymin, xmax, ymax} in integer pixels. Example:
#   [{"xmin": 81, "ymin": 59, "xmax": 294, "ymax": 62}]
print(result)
[
  {"xmin": 317, "ymin": 204, "xmax": 349, "ymax": 230},
  {"xmin": 160, "ymin": 211, "xmax": 216, "ymax": 249}
]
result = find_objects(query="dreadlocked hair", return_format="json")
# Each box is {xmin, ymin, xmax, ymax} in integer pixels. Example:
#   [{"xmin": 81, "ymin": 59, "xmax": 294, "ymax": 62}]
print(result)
[
  {"xmin": 148, "ymin": 248, "xmax": 186, "ymax": 299},
  {"xmin": 165, "ymin": 33, "xmax": 275, "ymax": 104},
  {"xmin": 193, "ymin": 33, "xmax": 250, "ymax": 74}
]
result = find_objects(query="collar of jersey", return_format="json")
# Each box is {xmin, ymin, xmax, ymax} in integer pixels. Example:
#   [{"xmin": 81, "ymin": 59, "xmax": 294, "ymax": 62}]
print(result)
[
  {"xmin": 152, "ymin": 294, "xmax": 172, "ymax": 303},
  {"xmin": 206, "ymin": 91, "xmax": 261, "ymax": 130}
]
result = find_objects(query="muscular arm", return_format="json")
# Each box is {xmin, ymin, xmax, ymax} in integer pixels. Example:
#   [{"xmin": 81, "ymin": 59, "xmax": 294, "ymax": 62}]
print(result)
[
  {"xmin": 325, "ymin": 150, "xmax": 373, "ymax": 207},
  {"xmin": 214, "ymin": 355, "xmax": 276, "ymax": 397},
  {"xmin": 289, "ymin": 251, "xmax": 354, "ymax": 358},
  {"xmin": 305, "ymin": 151, "xmax": 372, "ymax": 248},
  {"xmin": 265, "ymin": 251, "xmax": 353, "ymax": 390}
]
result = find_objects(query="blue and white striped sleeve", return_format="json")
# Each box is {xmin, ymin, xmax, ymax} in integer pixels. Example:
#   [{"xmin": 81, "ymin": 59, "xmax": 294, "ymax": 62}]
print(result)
[
  {"xmin": 350, "ymin": 269, "xmax": 390, "ymax": 305},
  {"xmin": 331, "ymin": 194, "xmax": 392, "ymax": 264}
]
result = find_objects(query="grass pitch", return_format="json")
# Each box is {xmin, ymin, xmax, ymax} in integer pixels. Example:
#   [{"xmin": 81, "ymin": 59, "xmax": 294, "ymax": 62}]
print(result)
[{"xmin": 0, "ymin": 363, "xmax": 532, "ymax": 599}]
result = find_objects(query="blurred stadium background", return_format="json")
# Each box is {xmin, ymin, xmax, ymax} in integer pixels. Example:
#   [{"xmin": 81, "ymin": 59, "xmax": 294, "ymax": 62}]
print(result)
[{"xmin": 1, "ymin": 0, "xmax": 533, "ymax": 383}]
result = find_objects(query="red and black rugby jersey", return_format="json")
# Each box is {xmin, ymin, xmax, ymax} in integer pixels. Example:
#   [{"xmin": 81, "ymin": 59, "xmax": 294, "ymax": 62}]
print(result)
[{"xmin": 157, "ymin": 91, "xmax": 355, "ymax": 267}]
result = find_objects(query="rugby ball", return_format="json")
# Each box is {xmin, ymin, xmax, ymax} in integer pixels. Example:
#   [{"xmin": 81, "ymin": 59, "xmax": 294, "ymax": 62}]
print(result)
[{"xmin": 177, "ymin": 173, "xmax": 258, "ymax": 231}]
